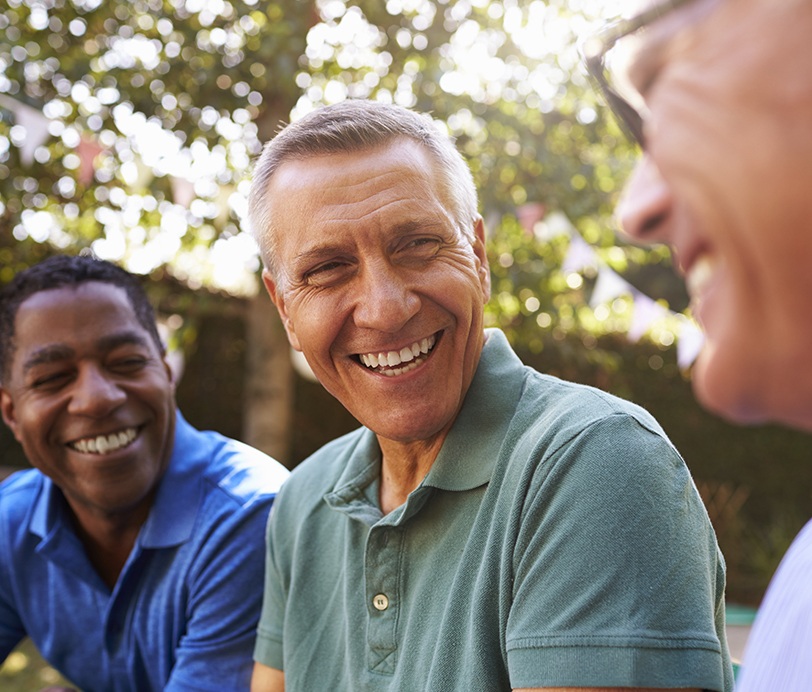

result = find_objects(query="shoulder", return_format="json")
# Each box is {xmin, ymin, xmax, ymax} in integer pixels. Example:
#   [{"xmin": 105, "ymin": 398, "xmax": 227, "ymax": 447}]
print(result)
[
  {"xmin": 174, "ymin": 418, "xmax": 289, "ymax": 507},
  {"xmin": 511, "ymin": 367, "xmax": 675, "ymax": 462},
  {"xmin": 0, "ymin": 471, "xmax": 45, "ymax": 564},
  {"xmin": 522, "ymin": 366, "xmax": 664, "ymax": 430},
  {"xmin": 0, "ymin": 469, "xmax": 43, "ymax": 518},
  {"xmin": 271, "ymin": 427, "xmax": 369, "ymax": 506}
]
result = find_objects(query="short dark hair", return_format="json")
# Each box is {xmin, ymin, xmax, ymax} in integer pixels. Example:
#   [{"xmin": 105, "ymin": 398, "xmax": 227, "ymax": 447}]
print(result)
[{"xmin": 0, "ymin": 255, "xmax": 163, "ymax": 383}]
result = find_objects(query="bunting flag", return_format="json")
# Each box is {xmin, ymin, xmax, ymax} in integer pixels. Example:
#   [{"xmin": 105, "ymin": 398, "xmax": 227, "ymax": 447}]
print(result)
[
  {"xmin": 562, "ymin": 234, "xmax": 599, "ymax": 274},
  {"xmin": 627, "ymin": 292, "xmax": 669, "ymax": 343},
  {"xmin": 516, "ymin": 202, "xmax": 546, "ymax": 234},
  {"xmin": 589, "ymin": 266, "xmax": 631, "ymax": 307},
  {"xmin": 535, "ymin": 210, "xmax": 576, "ymax": 242},
  {"xmin": 547, "ymin": 208, "xmax": 704, "ymax": 367},
  {"xmin": 676, "ymin": 318, "xmax": 706, "ymax": 370},
  {"xmin": 171, "ymin": 176, "xmax": 196, "ymax": 208},
  {"xmin": 0, "ymin": 94, "xmax": 50, "ymax": 166},
  {"xmin": 76, "ymin": 136, "xmax": 104, "ymax": 185}
]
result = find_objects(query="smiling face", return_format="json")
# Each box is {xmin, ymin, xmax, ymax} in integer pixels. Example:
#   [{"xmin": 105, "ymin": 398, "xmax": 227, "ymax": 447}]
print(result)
[
  {"xmin": 0, "ymin": 282, "xmax": 176, "ymax": 525},
  {"xmin": 617, "ymin": 0, "xmax": 812, "ymax": 430},
  {"xmin": 262, "ymin": 138, "xmax": 490, "ymax": 447}
]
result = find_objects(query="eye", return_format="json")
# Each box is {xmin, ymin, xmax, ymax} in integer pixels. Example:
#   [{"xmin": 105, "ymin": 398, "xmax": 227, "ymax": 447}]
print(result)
[
  {"xmin": 304, "ymin": 259, "xmax": 353, "ymax": 287},
  {"xmin": 31, "ymin": 370, "xmax": 72, "ymax": 390},
  {"xmin": 110, "ymin": 356, "xmax": 149, "ymax": 373},
  {"xmin": 398, "ymin": 236, "xmax": 442, "ymax": 259},
  {"xmin": 106, "ymin": 346, "xmax": 151, "ymax": 374}
]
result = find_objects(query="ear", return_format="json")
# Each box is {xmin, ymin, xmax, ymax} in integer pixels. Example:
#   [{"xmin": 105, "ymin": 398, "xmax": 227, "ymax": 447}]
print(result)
[
  {"xmin": 262, "ymin": 269, "xmax": 302, "ymax": 351},
  {"xmin": 471, "ymin": 216, "xmax": 491, "ymax": 300},
  {"xmin": 0, "ymin": 387, "xmax": 21, "ymax": 443},
  {"xmin": 162, "ymin": 354, "xmax": 177, "ymax": 391}
]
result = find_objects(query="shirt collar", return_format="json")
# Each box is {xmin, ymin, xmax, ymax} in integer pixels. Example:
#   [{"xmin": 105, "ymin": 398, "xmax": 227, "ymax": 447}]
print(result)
[
  {"xmin": 325, "ymin": 328, "xmax": 526, "ymax": 512},
  {"xmin": 138, "ymin": 411, "xmax": 203, "ymax": 548},
  {"xmin": 422, "ymin": 329, "xmax": 525, "ymax": 492}
]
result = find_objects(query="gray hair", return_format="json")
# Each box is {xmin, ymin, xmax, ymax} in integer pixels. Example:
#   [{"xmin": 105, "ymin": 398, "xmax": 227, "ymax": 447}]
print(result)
[{"xmin": 247, "ymin": 100, "xmax": 479, "ymax": 277}]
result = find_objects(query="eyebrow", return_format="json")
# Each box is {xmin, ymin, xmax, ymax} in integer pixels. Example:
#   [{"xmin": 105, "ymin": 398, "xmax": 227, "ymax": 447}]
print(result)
[{"xmin": 21, "ymin": 331, "xmax": 153, "ymax": 374}]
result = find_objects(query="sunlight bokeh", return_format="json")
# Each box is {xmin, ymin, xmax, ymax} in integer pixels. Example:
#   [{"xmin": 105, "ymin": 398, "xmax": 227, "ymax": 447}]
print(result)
[{"xmin": 10, "ymin": 0, "xmax": 624, "ymax": 297}]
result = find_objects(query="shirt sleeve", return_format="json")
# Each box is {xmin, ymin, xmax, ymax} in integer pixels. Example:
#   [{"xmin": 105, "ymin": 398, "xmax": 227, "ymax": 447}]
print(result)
[
  {"xmin": 163, "ymin": 494, "xmax": 274, "ymax": 692},
  {"xmin": 736, "ymin": 519, "xmax": 812, "ymax": 690},
  {"xmin": 506, "ymin": 413, "xmax": 731, "ymax": 691},
  {"xmin": 253, "ymin": 498, "xmax": 287, "ymax": 670},
  {"xmin": 0, "ymin": 489, "xmax": 26, "ymax": 662}
]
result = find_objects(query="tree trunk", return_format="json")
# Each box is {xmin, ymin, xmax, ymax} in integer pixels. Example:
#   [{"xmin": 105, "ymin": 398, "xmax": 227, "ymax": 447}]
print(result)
[
  {"xmin": 242, "ymin": 289, "xmax": 295, "ymax": 468},
  {"xmin": 240, "ymin": 3, "xmax": 317, "ymax": 467}
]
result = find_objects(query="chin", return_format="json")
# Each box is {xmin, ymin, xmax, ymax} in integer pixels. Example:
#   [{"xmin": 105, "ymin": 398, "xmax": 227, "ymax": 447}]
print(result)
[
  {"xmin": 692, "ymin": 348, "xmax": 766, "ymax": 427},
  {"xmin": 695, "ymin": 335, "xmax": 812, "ymax": 432}
]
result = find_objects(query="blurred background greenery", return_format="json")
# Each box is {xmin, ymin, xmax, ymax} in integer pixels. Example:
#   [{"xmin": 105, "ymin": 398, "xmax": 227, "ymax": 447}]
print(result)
[
  {"xmin": 0, "ymin": 639, "xmax": 73, "ymax": 690},
  {"xmin": 1, "ymin": 0, "xmax": 809, "ymax": 686}
]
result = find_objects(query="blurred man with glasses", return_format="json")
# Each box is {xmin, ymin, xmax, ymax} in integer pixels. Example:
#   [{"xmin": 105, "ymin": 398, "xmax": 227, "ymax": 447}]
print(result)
[{"xmin": 585, "ymin": 0, "xmax": 812, "ymax": 687}]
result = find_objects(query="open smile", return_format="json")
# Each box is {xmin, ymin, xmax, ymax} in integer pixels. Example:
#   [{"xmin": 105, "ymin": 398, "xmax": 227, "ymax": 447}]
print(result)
[
  {"xmin": 356, "ymin": 333, "xmax": 438, "ymax": 377},
  {"xmin": 67, "ymin": 427, "xmax": 140, "ymax": 455}
]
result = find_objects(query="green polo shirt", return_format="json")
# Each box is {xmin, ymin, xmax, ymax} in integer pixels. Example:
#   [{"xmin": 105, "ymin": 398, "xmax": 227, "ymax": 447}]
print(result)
[{"xmin": 255, "ymin": 329, "xmax": 732, "ymax": 691}]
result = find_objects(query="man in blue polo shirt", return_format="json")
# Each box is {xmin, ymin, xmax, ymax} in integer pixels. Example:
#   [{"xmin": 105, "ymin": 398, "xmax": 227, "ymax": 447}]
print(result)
[
  {"xmin": 0, "ymin": 255, "xmax": 289, "ymax": 691},
  {"xmin": 246, "ymin": 100, "xmax": 733, "ymax": 691}
]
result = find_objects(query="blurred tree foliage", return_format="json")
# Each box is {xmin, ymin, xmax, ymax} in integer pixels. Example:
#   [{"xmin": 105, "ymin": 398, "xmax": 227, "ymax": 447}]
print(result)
[{"xmin": 0, "ymin": 0, "xmax": 667, "ymax": 323}]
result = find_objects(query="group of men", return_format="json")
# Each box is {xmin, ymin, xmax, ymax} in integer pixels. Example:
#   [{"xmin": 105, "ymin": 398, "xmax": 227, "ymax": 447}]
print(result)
[{"xmin": 1, "ymin": 0, "xmax": 809, "ymax": 689}]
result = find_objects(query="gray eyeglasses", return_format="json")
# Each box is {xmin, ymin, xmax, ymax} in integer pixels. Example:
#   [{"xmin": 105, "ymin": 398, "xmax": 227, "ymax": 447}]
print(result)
[{"xmin": 582, "ymin": 0, "xmax": 698, "ymax": 148}]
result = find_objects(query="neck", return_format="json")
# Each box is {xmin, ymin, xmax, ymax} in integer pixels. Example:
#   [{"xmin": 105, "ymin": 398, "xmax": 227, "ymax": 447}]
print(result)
[
  {"xmin": 377, "ymin": 435, "xmax": 446, "ymax": 514},
  {"xmin": 67, "ymin": 498, "xmax": 152, "ymax": 589}
]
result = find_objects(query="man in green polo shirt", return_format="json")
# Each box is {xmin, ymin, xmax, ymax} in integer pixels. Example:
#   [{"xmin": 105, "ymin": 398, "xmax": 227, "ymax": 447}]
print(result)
[{"xmin": 247, "ymin": 99, "xmax": 733, "ymax": 691}]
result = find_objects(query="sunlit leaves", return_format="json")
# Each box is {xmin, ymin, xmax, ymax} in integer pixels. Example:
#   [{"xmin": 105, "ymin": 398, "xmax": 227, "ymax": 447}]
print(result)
[{"xmin": 0, "ymin": 0, "xmax": 682, "ymax": 348}]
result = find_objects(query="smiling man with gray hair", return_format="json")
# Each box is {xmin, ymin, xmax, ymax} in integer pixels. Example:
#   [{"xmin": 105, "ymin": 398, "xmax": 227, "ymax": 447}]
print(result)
[{"xmin": 248, "ymin": 99, "xmax": 732, "ymax": 692}]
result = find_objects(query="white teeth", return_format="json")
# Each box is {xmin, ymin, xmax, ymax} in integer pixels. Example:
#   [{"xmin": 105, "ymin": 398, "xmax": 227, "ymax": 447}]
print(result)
[
  {"xmin": 359, "ymin": 334, "xmax": 437, "ymax": 373},
  {"xmin": 69, "ymin": 428, "xmax": 138, "ymax": 455},
  {"xmin": 686, "ymin": 255, "xmax": 716, "ymax": 299}
]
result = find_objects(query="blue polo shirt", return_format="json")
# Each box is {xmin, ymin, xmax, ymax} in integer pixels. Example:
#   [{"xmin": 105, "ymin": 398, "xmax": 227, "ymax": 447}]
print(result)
[{"xmin": 0, "ymin": 412, "xmax": 288, "ymax": 692}]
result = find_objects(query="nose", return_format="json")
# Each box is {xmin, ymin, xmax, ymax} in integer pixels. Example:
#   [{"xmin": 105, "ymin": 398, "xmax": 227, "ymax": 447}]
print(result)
[
  {"xmin": 67, "ymin": 364, "xmax": 127, "ymax": 417},
  {"xmin": 352, "ymin": 260, "xmax": 421, "ymax": 333},
  {"xmin": 617, "ymin": 154, "xmax": 673, "ymax": 243}
]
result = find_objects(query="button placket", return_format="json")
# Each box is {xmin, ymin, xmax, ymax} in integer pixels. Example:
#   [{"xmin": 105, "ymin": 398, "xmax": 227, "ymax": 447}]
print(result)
[{"xmin": 365, "ymin": 524, "xmax": 402, "ymax": 673}]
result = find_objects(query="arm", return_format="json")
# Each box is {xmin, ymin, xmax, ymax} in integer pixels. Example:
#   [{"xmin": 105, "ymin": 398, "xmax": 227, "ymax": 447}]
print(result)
[
  {"xmin": 507, "ymin": 414, "xmax": 730, "ymax": 690},
  {"xmin": 250, "ymin": 662, "xmax": 284, "ymax": 692},
  {"xmin": 0, "ymin": 495, "xmax": 25, "ymax": 664},
  {"xmin": 163, "ymin": 495, "xmax": 276, "ymax": 692}
]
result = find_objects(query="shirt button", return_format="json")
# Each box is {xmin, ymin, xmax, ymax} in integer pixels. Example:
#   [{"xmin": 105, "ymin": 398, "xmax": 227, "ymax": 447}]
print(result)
[{"xmin": 372, "ymin": 593, "xmax": 389, "ymax": 611}]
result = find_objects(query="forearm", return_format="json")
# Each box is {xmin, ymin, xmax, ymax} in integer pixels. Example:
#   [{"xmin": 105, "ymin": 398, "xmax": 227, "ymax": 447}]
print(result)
[{"xmin": 250, "ymin": 662, "xmax": 284, "ymax": 692}]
